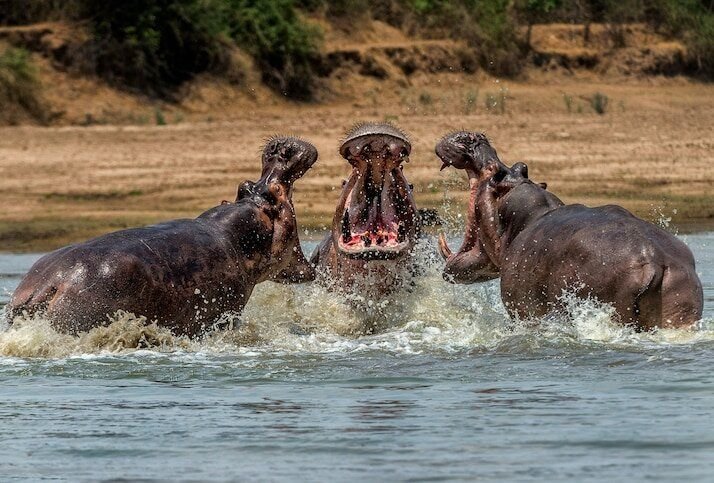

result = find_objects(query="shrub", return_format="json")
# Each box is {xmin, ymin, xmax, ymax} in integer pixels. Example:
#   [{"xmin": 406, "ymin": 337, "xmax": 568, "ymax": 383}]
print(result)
[
  {"xmin": 0, "ymin": 47, "xmax": 46, "ymax": 122},
  {"xmin": 83, "ymin": 0, "xmax": 229, "ymax": 97},
  {"xmin": 296, "ymin": 0, "xmax": 369, "ymax": 19},
  {"xmin": 464, "ymin": 89, "xmax": 478, "ymax": 114},
  {"xmin": 590, "ymin": 92, "xmax": 608, "ymax": 114},
  {"xmin": 385, "ymin": 0, "xmax": 526, "ymax": 77},
  {"xmin": 563, "ymin": 93, "xmax": 573, "ymax": 112},
  {"xmin": 0, "ymin": 0, "xmax": 84, "ymax": 25},
  {"xmin": 418, "ymin": 91, "xmax": 433, "ymax": 105},
  {"xmin": 225, "ymin": 0, "xmax": 321, "ymax": 99},
  {"xmin": 651, "ymin": 0, "xmax": 714, "ymax": 78}
]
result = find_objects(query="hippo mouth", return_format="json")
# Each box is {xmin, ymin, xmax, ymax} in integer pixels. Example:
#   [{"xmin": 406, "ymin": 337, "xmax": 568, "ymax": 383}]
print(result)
[
  {"xmin": 337, "ymin": 211, "xmax": 410, "ymax": 260},
  {"xmin": 333, "ymin": 122, "xmax": 417, "ymax": 261}
]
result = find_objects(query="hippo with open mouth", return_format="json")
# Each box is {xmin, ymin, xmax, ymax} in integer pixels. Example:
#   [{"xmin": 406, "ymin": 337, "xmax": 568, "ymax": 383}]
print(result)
[
  {"xmin": 311, "ymin": 122, "xmax": 419, "ymax": 297},
  {"xmin": 6, "ymin": 137, "xmax": 318, "ymax": 336},
  {"xmin": 436, "ymin": 131, "xmax": 703, "ymax": 330}
]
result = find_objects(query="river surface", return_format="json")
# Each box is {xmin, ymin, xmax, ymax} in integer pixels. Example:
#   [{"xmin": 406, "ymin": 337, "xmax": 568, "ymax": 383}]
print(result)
[{"xmin": 0, "ymin": 233, "xmax": 713, "ymax": 482}]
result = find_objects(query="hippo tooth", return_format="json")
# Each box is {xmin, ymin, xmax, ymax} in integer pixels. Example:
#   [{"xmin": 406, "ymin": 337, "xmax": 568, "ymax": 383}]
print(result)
[
  {"xmin": 342, "ymin": 210, "xmax": 351, "ymax": 242},
  {"xmin": 398, "ymin": 222, "xmax": 407, "ymax": 242}
]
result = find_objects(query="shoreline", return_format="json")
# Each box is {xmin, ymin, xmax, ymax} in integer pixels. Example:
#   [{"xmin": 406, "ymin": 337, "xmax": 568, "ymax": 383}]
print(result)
[
  {"xmin": 1, "ymin": 79, "xmax": 711, "ymax": 253},
  {"xmin": 1, "ymin": 211, "xmax": 713, "ymax": 254}
]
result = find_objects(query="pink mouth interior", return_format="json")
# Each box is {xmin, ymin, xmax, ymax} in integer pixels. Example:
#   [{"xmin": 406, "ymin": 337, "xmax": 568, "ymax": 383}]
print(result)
[{"xmin": 340, "ymin": 222, "xmax": 402, "ymax": 250}]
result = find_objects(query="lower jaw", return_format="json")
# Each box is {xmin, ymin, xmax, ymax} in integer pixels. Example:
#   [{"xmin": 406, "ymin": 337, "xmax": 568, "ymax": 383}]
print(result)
[{"xmin": 337, "ymin": 243, "xmax": 410, "ymax": 261}]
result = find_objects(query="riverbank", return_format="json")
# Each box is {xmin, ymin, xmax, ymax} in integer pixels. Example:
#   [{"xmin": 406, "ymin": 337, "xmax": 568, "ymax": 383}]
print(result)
[{"xmin": 1, "ymin": 78, "xmax": 712, "ymax": 252}]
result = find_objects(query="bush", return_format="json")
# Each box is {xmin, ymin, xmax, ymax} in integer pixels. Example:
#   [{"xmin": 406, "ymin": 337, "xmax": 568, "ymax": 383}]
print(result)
[
  {"xmin": 590, "ymin": 92, "xmax": 608, "ymax": 114},
  {"xmin": 651, "ymin": 0, "xmax": 714, "ymax": 77},
  {"xmin": 224, "ymin": 0, "xmax": 321, "ymax": 99},
  {"xmin": 0, "ymin": 47, "xmax": 46, "ymax": 122},
  {"xmin": 0, "ymin": 0, "xmax": 84, "ymax": 25},
  {"xmin": 359, "ymin": 0, "xmax": 525, "ymax": 77},
  {"xmin": 82, "ymin": 0, "xmax": 230, "ymax": 97},
  {"xmin": 296, "ymin": 0, "xmax": 369, "ymax": 19}
]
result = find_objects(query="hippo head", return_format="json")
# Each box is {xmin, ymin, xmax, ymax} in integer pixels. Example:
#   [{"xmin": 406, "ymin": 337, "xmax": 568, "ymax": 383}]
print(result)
[
  {"xmin": 237, "ymin": 136, "xmax": 319, "ymax": 283},
  {"xmin": 333, "ymin": 122, "xmax": 418, "ymax": 260},
  {"xmin": 435, "ymin": 131, "xmax": 526, "ymax": 278},
  {"xmin": 238, "ymin": 136, "xmax": 318, "ymax": 202},
  {"xmin": 435, "ymin": 131, "xmax": 505, "ymax": 179}
]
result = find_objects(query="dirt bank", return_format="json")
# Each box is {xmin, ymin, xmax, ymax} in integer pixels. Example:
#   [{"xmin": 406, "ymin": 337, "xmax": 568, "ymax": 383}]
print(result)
[
  {"xmin": 1, "ymin": 76, "xmax": 712, "ymax": 251},
  {"xmin": 0, "ymin": 20, "xmax": 711, "ymax": 251}
]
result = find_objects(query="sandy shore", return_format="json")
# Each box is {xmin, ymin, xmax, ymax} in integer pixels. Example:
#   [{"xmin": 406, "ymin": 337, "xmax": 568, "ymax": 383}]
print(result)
[{"xmin": 1, "ymin": 79, "xmax": 712, "ymax": 251}]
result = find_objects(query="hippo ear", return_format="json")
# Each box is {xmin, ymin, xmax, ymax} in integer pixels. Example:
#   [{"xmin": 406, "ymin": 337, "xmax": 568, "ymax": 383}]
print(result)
[{"xmin": 236, "ymin": 181, "xmax": 256, "ymax": 201}]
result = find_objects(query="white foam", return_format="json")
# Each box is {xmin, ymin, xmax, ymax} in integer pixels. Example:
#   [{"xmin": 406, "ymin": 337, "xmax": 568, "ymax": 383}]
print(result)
[{"xmin": 1, "ymin": 237, "xmax": 711, "ymax": 360}]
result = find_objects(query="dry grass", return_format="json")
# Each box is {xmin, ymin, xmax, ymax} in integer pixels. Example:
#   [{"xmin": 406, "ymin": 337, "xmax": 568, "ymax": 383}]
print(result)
[{"xmin": 0, "ymin": 78, "xmax": 712, "ymax": 251}]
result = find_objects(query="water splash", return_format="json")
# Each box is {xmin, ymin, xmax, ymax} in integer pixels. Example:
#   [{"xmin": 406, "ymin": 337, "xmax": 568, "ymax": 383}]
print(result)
[{"xmin": 1, "ymin": 235, "xmax": 711, "ymax": 360}]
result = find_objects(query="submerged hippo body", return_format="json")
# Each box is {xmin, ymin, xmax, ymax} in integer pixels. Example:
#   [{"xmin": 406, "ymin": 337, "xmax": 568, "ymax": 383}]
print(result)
[
  {"xmin": 436, "ymin": 131, "xmax": 703, "ymax": 330},
  {"xmin": 6, "ymin": 137, "xmax": 318, "ymax": 336},
  {"xmin": 311, "ymin": 122, "xmax": 419, "ymax": 298}
]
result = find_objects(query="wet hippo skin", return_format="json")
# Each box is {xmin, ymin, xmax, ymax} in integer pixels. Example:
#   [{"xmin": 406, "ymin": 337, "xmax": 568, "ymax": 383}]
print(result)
[
  {"xmin": 311, "ymin": 122, "xmax": 419, "ymax": 298},
  {"xmin": 436, "ymin": 131, "xmax": 703, "ymax": 330},
  {"xmin": 7, "ymin": 137, "xmax": 318, "ymax": 336}
]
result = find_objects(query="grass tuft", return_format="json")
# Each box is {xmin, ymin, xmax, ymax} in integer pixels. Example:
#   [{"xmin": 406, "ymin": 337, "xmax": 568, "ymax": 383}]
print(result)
[
  {"xmin": 464, "ymin": 89, "xmax": 478, "ymax": 114},
  {"xmin": 154, "ymin": 109, "xmax": 167, "ymax": 126},
  {"xmin": 590, "ymin": 92, "xmax": 608, "ymax": 114},
  {"xmin": 563, "ymin": 93, "xmax": 573, "ymax": 113},
  {"xmin": 0, "ymin": 47, "xmax": 46, "ymax": 123}
]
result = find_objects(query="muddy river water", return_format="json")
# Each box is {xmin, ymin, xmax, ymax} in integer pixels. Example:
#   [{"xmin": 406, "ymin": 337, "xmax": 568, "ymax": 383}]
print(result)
[{"xmin": 0, "ymin": 232, "xmax": 712, "ymax": 481}]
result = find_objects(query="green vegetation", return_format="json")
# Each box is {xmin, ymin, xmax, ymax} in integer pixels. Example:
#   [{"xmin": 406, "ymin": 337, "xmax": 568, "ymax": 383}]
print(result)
[
  {"xmin": 85, "ymin": 0, "xmax": 228, "ymax": 97},
  {"xmin": 224, "ymin": 0, "xmax": 320, "ymax": 99},
  {"xmin": 485, "ymin": 86, "xmax": 507, "ymax": 114},
  {"xmin": 1, "ymin": 0, "xmax": 321, "ymax": 99},
  {"xmin": 154, "ymin": 108, "xmax": 167, "ymax": 125},
  {"xmin": 418, "ymin": 92, "xmax": 433, "ymax": 105},
  {"xmin": 590, "ymin": 92, "xmax": 608, "ymax": 114},
  {"xmin": 409, "ymin": 0, "xmax": 525, "ymax": 77},
  {"xmin": 0, "ymin": 47, "xmax": 45, "ymax": 123},
  {"xmin": 464, "ymin": 89, "xmax": 478, "ymax": 114},
  {"xmin": 0, "ymin": 0, "xmax": 712, "ymax": 101},
  {"xmin": 563, "ymin": 93, "xmax": 573, "ymax": 113},
  {"xmin": 652, "ymin": 0, "xmax": 714, "ymax": 77}
]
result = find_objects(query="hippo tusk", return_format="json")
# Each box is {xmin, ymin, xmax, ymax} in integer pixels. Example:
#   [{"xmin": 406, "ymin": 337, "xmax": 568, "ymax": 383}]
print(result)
[
  {"xmin": 438, "ymin": 232, "xmax": 453, "ymax": 261},
  {"xmin": 440, "ymin": 162, "xmax": 449, "ymax": 171},
  {"xmin": 341, "ymin": 209, "xmax": 351, "ymax": 242}
]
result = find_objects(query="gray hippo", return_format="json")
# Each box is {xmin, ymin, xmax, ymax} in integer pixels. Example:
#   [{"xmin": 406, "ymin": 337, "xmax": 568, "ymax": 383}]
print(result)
[
  {"xmin": 6, "ymin": 136, "xmax": 318, "ymax": 336},
  {"xmin": 310, "ymin": 122, "xmax": 419, "ymax": 298},
  {"xmin": 436, "ymin": 131, "xmax": 703, "ymax": 330}
]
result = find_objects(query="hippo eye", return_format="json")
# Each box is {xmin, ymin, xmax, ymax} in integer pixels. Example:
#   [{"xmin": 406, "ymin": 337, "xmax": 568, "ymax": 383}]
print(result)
[
  {"xmin": 493, "ymin": 169, "xmax": 507, "ymax": 183},
  {"xmin": 348, "ymin": 144, "xmax": 362, "ymax": 158}
]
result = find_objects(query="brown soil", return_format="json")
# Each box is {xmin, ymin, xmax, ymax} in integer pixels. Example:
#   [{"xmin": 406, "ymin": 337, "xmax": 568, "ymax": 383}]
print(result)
[{"xmin": 0, "ymin": 21, "xmax": 712, "ymax": 251}]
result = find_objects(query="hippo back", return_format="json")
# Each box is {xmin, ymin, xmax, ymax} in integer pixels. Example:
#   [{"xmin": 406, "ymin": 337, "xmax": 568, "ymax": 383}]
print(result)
[{"xmin": 7, "ymin": 217, "xmax": 254, "ymax": 335}]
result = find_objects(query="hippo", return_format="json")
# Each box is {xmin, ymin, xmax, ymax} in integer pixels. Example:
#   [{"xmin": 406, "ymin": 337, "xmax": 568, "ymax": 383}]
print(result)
[
  {"xmin": 436, "ymin": 131, "xmax": 703, "ymax": 330},
  {"xmin": 6, "ymin": 137, "xmax": 318, "ymax": 336},
  {"xmin": 310, "ymin": 122, "xmax": 419, "ymax": 298}
]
